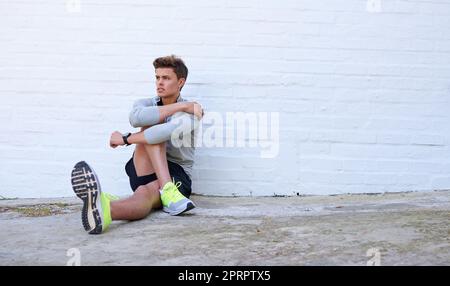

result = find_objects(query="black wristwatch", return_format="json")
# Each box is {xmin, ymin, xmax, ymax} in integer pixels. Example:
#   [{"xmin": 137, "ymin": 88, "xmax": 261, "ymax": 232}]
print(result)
[{"xmin": 122, "ymin": 132, "xmax": 132, "ymax": 146}]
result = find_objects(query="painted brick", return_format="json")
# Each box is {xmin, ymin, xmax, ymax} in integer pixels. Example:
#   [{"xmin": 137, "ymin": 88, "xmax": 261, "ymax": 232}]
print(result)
[{"xmin": 2, "ymin": 0, "xmax": 450, "ymax": 197}]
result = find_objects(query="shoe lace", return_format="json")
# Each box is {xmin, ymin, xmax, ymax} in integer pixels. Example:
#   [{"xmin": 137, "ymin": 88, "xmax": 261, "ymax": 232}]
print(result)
[
  {"xmin": 164, "ymin": 180, "xmax": 184, "ymax": 202},
  {"xmin": 173, "ymin": 179, "xmax": 182, "ymax": 189}
]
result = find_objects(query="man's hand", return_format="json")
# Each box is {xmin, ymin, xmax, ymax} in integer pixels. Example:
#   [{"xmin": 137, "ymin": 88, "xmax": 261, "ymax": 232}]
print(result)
[
  {"xmin": 110, "ymin": 131, "xmax": 125, "ymax": 148},
  {"xmin": 184, "ymin": 102, "xmax": 204, "ymax": 120}
]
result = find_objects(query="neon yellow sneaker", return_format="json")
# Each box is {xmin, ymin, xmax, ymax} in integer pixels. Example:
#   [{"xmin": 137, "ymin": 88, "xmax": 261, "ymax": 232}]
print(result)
[
  {"xmin": 71, "ymin": 161, "xmax": 113, "ymax": 234},
  {"xmin": 160, "ymin": 180, "xmax": 195, "ymax": 216}
]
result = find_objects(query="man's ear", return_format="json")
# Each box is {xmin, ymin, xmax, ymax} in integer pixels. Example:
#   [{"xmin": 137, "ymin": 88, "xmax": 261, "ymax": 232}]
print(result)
[{"xmin": 178, "ymin": 78, "xmax": 186, "ymax": 90}]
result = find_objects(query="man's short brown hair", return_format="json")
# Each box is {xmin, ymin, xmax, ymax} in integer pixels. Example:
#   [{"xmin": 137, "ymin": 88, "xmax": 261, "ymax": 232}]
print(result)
[{"xmin": 153, "ymin": 55, "xmax": 188, "ymax": 81}]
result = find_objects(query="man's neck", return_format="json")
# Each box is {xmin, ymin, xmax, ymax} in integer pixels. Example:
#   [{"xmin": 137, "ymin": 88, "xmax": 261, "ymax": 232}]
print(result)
[{"xmin": 161, "ymin": 93, "xmax": 180, "ymax": 105}]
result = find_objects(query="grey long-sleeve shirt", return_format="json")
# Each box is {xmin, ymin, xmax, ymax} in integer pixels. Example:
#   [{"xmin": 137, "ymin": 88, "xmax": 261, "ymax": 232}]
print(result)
[{"xmin": 128, "ymin": 95, "xmax": 200, "ymax": 179}]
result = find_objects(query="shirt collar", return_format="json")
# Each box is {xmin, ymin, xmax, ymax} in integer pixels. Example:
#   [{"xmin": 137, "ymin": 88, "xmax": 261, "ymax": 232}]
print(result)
[{"xmin": 156, "ymin": 95, "xmax": 182, "ymax": 106}]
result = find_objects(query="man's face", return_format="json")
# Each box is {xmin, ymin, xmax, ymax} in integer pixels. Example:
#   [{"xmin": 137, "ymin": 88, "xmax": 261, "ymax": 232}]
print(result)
[{"xmin": 155, "ymin": 67, "xmax": 185, "ymax": 98}]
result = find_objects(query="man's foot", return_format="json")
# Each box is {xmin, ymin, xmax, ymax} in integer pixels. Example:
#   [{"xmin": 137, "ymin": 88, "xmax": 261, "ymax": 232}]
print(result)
[
  {"xmin": 160, "ymin": 181, "xmax": 195, "ymax": 216},
  {"xmin": 71, "ymin": 161, "xmax": 113, "ymax": 234}
]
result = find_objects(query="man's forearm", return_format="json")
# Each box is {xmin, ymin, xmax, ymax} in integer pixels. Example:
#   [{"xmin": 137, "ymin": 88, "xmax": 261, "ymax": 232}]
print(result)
[
  {"xmin": 127, "ymin": 131, "xmax": 147, "ymax": 145},
  {"xmin": 129, "ymin": 100, "xmax": 190, "ymax": 128},
  {"xmin": 157, "ymin": 102, "xmax": 188, "ymax": 123},
  {"xmin": 127, "ymin": 103, "xmax": 188, "ymax": 145}
]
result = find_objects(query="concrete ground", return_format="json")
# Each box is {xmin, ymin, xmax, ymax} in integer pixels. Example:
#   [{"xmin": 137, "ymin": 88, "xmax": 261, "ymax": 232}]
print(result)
[{"xmin": 0, "ymin": 190, "xmax": 449, "ymax": 266}]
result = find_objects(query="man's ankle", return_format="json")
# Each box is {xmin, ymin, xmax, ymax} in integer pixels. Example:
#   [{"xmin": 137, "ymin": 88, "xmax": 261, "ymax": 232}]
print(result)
[{"xmin": 159, "ymin": 179, "xmax": 171, "ymax": 189}]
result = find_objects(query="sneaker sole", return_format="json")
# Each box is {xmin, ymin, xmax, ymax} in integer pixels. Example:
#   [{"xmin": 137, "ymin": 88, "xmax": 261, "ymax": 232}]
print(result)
[
  {"xmin": 163, "ymin": 201, "xmax": 196, "ymax": 216},
  {"xmin": 70, "ymin": 161, "xmax": 103, "ymax": 234}
]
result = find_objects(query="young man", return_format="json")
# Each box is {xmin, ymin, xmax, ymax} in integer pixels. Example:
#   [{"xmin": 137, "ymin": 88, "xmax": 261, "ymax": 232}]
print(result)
[{"xmin": 71, "ymin": 55, "xmax": 203, "ymax": 234}]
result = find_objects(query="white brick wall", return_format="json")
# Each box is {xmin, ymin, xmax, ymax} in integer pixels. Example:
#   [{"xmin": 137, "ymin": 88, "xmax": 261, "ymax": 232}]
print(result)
[{"xmin": 1, "ymin": 0, "xmax": 450, "ymax": 198}]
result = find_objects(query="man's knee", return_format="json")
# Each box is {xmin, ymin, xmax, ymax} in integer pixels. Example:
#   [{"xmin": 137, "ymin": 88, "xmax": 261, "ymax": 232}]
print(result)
[
  {"xmin": 146, "ymin": 180, "xmax": 161, "ymax": 194},
  {"xmin": 136, "ymin": 181, "xmax": 160, "ymax": 196}
]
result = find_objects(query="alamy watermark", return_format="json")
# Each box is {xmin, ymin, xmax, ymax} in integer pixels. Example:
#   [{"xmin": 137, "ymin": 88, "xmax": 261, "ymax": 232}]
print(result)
[
  {"xmin": 366, "ymin": 248, "xmax": 381, "ymax": 266},
  {"xmin": 66, "ymin": 0, "xmax": 82, "ymax": 13},
  {"xmin": 366, "ymin": 0, "xmax": 382, "ymax": 13},
  {"xmin": 169, "ymin": 111, "xmax": 280, "ymax": 158},
  {"xmin": 66, "ymin": 248, "xmax": 81, "ymax": 266}
]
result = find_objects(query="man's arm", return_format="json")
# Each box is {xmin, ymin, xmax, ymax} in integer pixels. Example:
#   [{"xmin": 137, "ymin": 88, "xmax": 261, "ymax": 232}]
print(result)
[
  {"xmin": 129, "ymin": 99, "xmax": 200, "ymax": 128},
  {"xmin": 157, "ymin": 102, "xmax": 190, "ymax": 123},
  {"xmin": 110, "ymin": 112, "xmax": 202, "ymax": 148},
  {"xmin": 110, "ymin": 131, "xmax": 146, "ymax": 148}
]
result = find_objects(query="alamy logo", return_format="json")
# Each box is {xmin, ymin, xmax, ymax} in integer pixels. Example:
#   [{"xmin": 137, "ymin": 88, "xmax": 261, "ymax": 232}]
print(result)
[
  {"xmin": 66, "ymin": 248, "xmax": 81, "ymax": 266},
  {"xmin": 366, "ymin": 248, "xmax": 381, "ymax": 266},
  {"xmin": 66, "ymin": 0, "xmax": 82, "ymax": 13},
  {"xmin": 170, "ymin": 111, "xmax": 280, "ymax": 158},
  {"xmin": 366, "ymin": 0, "xmax": 382, "ymax": 13}
]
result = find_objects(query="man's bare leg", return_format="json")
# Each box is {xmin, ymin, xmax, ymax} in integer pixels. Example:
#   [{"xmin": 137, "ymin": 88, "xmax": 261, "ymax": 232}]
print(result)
[
  {"xmin": 132, "ymin": 126, "xmax": 172, "ymax": 186},
  {"xmin": 110, "ymin": 141, "xmax": 170, "ymax": 220},
  {"xmin": 143, "ymin": 142, "xmax": 171, "ymax": 187},
  {"xmin": 145, "ymin": 141, "xmax": 195, "ymax": 216},
  {"xmin": 110, "ymin": 181, "xmax": 160, "ymax": 220}
]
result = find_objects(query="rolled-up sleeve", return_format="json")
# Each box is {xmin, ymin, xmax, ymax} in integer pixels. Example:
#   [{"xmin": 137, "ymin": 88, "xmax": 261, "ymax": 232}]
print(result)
[
  {"xmin": 129, "ymin": 98, "xmax": 160, "ymax": 128},
  {"xmin": 143, "ymin": 112, "xmax": 200, "ymax": 145}
]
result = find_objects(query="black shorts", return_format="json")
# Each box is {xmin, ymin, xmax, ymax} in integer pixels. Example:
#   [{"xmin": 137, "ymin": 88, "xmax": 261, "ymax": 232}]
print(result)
[{"xmin": 125, "ymin": 156, "xmax": 192, "ymax": 198}]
